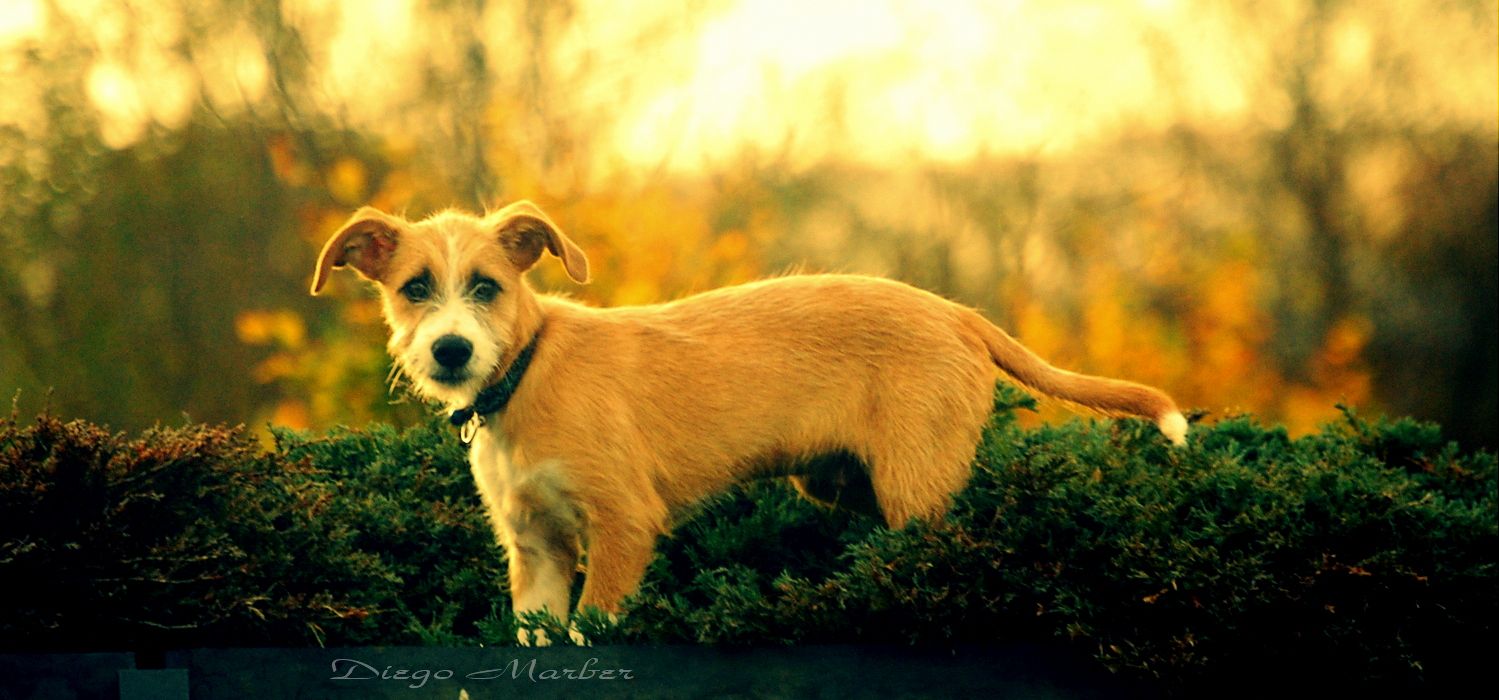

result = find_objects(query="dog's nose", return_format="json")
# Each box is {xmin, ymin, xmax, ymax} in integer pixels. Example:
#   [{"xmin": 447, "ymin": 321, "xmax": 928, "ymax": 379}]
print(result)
[{"xmin": 432, "ymin": 335, "xmax": 473, "ymax": 369}]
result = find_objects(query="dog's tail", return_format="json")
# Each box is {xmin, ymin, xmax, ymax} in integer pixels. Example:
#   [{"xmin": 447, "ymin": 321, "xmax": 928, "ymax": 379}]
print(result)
[{"xmin": 962, "ymin": 311, "xmax": 1187, "ymax": 445}]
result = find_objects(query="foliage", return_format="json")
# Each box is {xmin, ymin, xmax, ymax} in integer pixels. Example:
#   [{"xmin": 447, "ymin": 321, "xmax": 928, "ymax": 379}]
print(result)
[
  {"xmin": 0, "ymin": 411, "xmax": 504, "ymax": 650},
  {"xmin": 1, "ymin": 389, "xmax": 1493, "ymax": 692}
]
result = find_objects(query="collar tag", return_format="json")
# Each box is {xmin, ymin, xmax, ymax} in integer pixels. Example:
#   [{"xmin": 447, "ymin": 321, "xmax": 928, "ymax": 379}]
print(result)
[
  {"xmin": 447, "ymin": 327, "xmax": 541, "ymax": 445},
  {"xmin": 459, "ymin": 412, "xmax": 484, "ymax": 445}
]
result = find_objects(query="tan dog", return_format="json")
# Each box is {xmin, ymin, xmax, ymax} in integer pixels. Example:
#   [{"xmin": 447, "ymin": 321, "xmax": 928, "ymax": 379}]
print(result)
[{"xmin": 311, "ymin": 201, "xmax": 1187, "ymax": 639}]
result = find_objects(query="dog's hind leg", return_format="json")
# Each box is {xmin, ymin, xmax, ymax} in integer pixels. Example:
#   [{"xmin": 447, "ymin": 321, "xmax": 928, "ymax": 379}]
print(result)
[
  {"xmin": 859, "ymin": 356, "xmax": 996, "ymax": 528},
  {"xmin": 788, "ymin": 452, "xmax": 883, "ymax": 519},
  {"xmin": 861, "ymin": 419, "xmax": 986, "ymax": 528}
]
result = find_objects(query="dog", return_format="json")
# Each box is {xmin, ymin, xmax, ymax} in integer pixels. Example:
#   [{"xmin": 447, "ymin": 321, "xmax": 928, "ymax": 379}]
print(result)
[{"xmin": 311, "ymin": 201, "xmax": 1187, "ymax": 641}]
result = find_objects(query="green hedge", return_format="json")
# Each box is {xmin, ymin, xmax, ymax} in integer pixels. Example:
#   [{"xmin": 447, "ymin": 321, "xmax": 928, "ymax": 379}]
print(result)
[{"xmin": 1, "ymin": 386, "xmax": 1493, "ymax": 692}]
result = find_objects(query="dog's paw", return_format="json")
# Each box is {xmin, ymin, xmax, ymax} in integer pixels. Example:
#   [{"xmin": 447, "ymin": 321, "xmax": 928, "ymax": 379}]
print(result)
[
  {"xmin": 516, "ymin": 627, "xmax": 553, "ymax": 647},
  {"xmin": 516, "ymin": 624, "xmax": 590, "ymax": 646},
  {"xmin": 568, "ymin": 623, "xmax": 590, "ymax": 647}
]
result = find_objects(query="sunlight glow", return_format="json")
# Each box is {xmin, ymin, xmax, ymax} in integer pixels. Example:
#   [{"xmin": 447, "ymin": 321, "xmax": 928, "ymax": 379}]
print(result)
[
  {"xmin": 85, "ymin": 62, "xmax": 148, "ymax": 148},
  {"xmin": 574, "ymin": 0, "xmax": 1257, "ymax": 174},
  {"xmin": 16, "ymin": 0, "xmax": 1497, "ymax": 174},
  {"xmin": 198, "ymin": 23, "xmax": 271, "ymax": 113},
  {"xmin": 283, "ymin": 0, "xmax": 422, "ymax": 117},
  {"xmin": 0, "ymin": 0, "xmax": 44, "ymax": 45}
]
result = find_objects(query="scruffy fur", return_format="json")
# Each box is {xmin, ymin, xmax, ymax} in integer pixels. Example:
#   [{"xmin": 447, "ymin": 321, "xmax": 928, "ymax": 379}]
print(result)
[{"xmin": 311, "ymin": 201, "xmax": 1187, "ymax": 639}]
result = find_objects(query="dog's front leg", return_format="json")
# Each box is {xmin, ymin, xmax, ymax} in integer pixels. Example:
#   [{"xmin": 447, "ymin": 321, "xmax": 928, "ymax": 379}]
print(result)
[{"xmin": 501, "ymin": 467, "xmax": 582, "ymax": 646}]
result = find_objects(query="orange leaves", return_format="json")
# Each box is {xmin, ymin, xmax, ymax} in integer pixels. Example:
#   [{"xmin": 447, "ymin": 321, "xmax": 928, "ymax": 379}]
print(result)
[
  {"xmin": 271, "ymin": 399, "xmax": 311, "ymax": 431},
  {"xmin": 1182, "ymin": 259, "xmax": 1276, "ymax": 412},
  {"xmin": 268, "ymin": 137, "xmax": 370, "ymax": 206},
  {"xmin": 325, "ymin": 157, "xmax": 368, "ymax": 205},
  {"xmin": 1283, "ymin": 316, "xmax": 1374, "ymax": 434},
  {"xmin": 538, "ymin": 187, "xmax": 769, "ymax": 306},
  {"xmin": 236, "ymin": 309, "xmax": 307, "ymax": 384},
  {"xmin": 267, "ymin": 136, "xmax": 310, "ymax": 187},
  {"xmin": 1006, "ymin": 242, "xmax": 1374, "ymax": 440},
  {"xmin": 235, "ymin": 304, "xmax": 407, "ymax": 432},
  {"xmin": 235, "ymin": 309, "xmax": 306, "ymax": 349}
]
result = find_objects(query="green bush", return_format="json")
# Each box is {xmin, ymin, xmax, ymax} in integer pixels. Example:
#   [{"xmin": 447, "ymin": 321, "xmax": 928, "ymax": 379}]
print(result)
[
  {"xmin": 1, "ymin": 386, "xmax": 1493, "ymax": 692},
  {"xmin": 0, "ymin": 414, "xmax": 505, "ymax": 650}
]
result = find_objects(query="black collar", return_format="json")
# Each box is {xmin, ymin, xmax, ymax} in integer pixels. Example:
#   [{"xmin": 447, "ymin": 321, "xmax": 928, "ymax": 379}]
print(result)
[{"xmin": 448, "ymin": 330, "xmax": 541, "ymax": 444}]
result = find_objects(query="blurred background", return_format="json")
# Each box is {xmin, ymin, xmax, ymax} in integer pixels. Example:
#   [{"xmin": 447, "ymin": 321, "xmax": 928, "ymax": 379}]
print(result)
[{"xmin": 1, "ymin": 0, "xmax": 1494, "ymax": 447}]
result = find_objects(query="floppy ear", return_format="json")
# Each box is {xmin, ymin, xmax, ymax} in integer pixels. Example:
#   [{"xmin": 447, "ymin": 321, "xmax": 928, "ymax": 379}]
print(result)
[
  {"xmin": 494, "ymin": 200, "xmax": 590, "ymax": 284},
  {"xmin": 310, "ymin": 207, "xmax": 402, "ymax": 295}
]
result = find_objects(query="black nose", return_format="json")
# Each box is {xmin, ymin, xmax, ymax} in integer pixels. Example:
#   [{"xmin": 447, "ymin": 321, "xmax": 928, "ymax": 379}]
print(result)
[{"xmin": 432, "ymin": 335, "xmax": 473, "ymax": 369}]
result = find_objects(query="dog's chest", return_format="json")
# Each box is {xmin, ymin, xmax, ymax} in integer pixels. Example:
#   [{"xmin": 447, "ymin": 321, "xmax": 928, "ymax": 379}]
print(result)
[
  {"xmin": 465, "ymin": 424, "xmax": 579, "ymax": 541},
  {"xmin": 467, "ymin": 427, "xmax": 517, "ymax": 501}
]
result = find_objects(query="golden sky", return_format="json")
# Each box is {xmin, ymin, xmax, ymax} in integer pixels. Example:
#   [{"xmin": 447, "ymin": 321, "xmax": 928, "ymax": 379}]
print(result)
[
  {"xmin": 559, "ymin": 0, "xmax": 1252, "ymax": 170},
  {"xmin": 3, "ymin": 0, "xmax": 1495, "ymax": 174}
]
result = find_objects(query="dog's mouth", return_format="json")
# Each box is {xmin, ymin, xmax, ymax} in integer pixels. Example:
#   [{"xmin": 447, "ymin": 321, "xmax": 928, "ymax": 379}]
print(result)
[{"xmin": 431, "ymin": 368, "xmax": 472, "ymax": 386}]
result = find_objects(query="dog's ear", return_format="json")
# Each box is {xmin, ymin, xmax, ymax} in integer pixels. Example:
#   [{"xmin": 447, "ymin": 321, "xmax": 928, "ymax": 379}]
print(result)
[
  {"xmin": 311, "ymin": 207, "xmax": 402, "ymax": 295},
  {"xmin": 494, "ymin": 201, "xmax": 590, "ymax": 284}
]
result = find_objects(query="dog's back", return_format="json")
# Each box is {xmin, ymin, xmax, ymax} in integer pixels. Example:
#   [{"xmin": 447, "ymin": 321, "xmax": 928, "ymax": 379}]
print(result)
[{"xmin": 514, "ymin": 274, "xmax": 1180, "ymax": 523}]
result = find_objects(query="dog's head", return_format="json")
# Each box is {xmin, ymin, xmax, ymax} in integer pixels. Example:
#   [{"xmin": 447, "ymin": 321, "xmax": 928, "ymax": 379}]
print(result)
[{"xmin": 310, "ymin": 201, "xmax": 589, "ymax": 407}]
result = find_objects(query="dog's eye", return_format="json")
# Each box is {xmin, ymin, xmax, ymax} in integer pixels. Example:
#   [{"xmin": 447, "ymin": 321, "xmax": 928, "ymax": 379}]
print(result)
[
  {"xmin": 470, "ymin": 277, "xmax": 500, "ymax": 303},
  {"xmin": 400, "ymin": 275, "xmax": 432, "ymax": 303}
]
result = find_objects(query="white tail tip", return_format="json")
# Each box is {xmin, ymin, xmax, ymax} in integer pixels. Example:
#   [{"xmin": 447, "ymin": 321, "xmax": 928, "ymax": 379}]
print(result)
[{"xmin": 1158, "ymin": 411, "xmax": 1188, "ymax": 446}]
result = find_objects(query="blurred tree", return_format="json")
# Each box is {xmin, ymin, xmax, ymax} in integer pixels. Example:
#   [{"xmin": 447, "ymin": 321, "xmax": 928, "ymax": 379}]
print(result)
[{"xmin": 1237, "ymin": 0, "xmax": 1499, "ymax": 446}]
